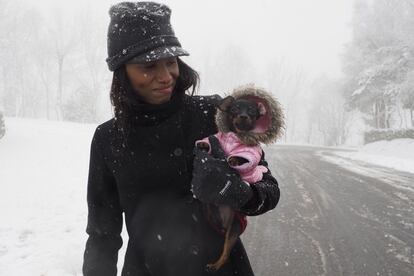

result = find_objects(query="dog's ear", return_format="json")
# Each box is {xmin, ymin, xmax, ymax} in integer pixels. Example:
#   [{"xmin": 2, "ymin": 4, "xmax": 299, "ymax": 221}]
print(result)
[
  {"xmin": 258, "ymin": 102, "xmax": 267, "ymax": 116},
  {"xmin": 218, "ymin": 96, "xmax": 235, "ymax": 112}
]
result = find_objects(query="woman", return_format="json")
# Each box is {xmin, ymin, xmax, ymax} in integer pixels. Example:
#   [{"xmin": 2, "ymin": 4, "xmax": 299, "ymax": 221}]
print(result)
[{"xmin": 82, "ymin": 2, "xmax": 280, "ymax": 276}]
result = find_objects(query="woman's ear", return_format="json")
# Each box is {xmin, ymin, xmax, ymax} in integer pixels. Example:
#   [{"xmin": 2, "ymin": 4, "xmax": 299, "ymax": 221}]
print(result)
[{"xmin": 218, "ymin": 96, "xmax": 235, "ymax": 112}]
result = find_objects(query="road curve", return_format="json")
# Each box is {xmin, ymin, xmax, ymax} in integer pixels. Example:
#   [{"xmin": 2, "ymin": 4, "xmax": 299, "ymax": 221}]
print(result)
[{"xmin": 242, "ymin": 145, "xmax": 414, "ymax": 276}]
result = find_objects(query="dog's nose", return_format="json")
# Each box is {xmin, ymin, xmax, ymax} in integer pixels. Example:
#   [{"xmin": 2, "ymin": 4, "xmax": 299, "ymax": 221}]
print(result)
[{"xmin": 239, "ymin": 115, "xmax": 248, "ymax": 120}]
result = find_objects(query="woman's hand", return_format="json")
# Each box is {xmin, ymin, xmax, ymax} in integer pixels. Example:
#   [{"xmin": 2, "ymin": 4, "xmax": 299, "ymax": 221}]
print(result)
[{"xmin": 191, "ymin": 135, "xmax": 253, "ymax": 210}]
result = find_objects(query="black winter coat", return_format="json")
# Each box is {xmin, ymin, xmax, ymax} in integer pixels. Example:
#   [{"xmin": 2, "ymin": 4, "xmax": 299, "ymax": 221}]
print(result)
[{"xmin": 82, "ymin": 92, "xmax": 280, "ymax": 276}]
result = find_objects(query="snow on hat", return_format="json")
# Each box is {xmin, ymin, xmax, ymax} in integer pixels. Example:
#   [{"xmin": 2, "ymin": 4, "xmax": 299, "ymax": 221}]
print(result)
[{"xmin": 106, "ymin": 1, "xmax": 189, "ymax": 71}]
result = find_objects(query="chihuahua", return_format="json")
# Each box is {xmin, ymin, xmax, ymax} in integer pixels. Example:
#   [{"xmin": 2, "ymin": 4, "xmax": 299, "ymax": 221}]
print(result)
[{"xmin": 196, "ymin": 96, "xmax": 266, "ymax": 272}]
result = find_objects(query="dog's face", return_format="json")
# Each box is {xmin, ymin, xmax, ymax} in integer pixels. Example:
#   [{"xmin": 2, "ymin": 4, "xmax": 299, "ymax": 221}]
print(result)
[{"xmin": 218, "ymin": 96, "xmax": 266, "ymax": 133}]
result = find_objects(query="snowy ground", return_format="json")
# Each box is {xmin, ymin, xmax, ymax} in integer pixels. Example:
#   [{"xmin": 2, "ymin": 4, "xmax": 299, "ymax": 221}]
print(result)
[
  {"xmin": 273, "ymin": 138, "xmax": 414, "ymax": 174},
  {"xmin": 0, "ymin": 118, "xmax": 101, "ymax": 276},
  {"xmin": 1, "ymin": 118, "xmax": 413, "ymax": 275},
  {"xmin": 328, "ymin": 139, "xmax": 414, "ymax": 174}
]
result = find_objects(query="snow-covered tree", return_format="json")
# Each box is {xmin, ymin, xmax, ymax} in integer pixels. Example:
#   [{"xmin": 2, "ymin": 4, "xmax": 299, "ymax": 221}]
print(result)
[
  {"xmin": 400, "ymin": 71, "xmax": 414, "ymax": 126},
  {"xmin": 62, "ymin": 85, "xmax": 98, "ymax": 123},
  {"xmin": 259, "ymin": 58, "xmax": 308, "ymax": 143},
  {"xmin": 342, "ymin": 0, "xmax": 414, "ymax": 130},
  {"xmin": 307, "ymin": 76, "xmax": 349, "ymax": 146},
  {"xmin": 349, "ymin": 46, "xmax": 411, "ymax": 129}
]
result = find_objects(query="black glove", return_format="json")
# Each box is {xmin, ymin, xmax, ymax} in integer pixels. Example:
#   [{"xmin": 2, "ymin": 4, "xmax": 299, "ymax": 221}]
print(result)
[{"xmin": 191, "ymin": 135, "xmax": 253, "ymax": 210}]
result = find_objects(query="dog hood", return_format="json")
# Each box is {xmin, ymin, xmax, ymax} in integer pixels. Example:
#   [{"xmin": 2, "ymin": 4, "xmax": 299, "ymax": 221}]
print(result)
[{"xmin": 215, "ymin": 84, "xmax": 285, "ymax": 146}]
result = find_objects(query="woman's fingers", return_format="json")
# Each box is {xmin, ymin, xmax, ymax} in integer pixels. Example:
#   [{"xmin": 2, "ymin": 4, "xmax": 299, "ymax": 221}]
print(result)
[{"xmin": 208, "ymin": 135, "xmax": 226, "ymax": 160}]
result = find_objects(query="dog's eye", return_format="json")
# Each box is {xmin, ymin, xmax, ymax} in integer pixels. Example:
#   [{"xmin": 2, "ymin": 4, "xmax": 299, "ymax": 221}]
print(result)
[
  {"xmin": 230, "ymin": 107, "xmax": 239, "ymax": 114},
  {"xmin": 247, "ymin": 109, "xmax": 258, "ymax": 116}
]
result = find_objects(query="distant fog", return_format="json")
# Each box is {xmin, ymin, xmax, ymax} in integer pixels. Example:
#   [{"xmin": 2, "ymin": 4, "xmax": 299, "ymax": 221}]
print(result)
[{"xmin": 1, "ymin": 0, "xmax": 413, "ymax": 146}]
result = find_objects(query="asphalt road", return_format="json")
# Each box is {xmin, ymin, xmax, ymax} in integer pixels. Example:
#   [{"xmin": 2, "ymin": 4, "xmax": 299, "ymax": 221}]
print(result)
[{"xmin": 242, "ymin": 145, "xmax": 414, "ymax": 276}]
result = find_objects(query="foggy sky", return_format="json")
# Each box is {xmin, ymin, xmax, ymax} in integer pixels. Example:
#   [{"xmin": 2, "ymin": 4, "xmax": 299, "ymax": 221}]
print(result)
[{"xmin": 22, "ymin": 0, "xmax": 353, "ymax": 78}]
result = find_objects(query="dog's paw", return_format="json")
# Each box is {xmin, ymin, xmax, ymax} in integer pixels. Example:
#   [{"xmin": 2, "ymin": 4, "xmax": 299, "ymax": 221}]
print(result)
[
  {"xmin": 205, "ymin": 263, "xmax": 218, "ymax": 273},
  {"xmin": 228, "ymin": 156, "xmax": 248, "ymax": 166},
  {"xmin": 196, "ymin": 142, "xmax": 210, "ymax": 152}
]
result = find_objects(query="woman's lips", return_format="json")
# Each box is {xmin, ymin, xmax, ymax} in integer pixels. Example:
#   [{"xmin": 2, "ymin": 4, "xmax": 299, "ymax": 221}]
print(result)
[{"xmin": 154, "ymin": 86, "xmax": 173, "ymax": 94}]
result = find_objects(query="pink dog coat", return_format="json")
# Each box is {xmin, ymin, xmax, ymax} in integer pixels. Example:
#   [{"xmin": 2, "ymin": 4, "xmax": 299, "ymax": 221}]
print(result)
[{"xmin": 195, "ymin": 131, "xmax": 268, "ymax": 183}]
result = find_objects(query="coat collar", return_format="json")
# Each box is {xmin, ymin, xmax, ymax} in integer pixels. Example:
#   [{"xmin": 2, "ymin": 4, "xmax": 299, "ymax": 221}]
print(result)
[{"xmin": 127, "ymin": 89, "xmax": 185, "ymax": 126}]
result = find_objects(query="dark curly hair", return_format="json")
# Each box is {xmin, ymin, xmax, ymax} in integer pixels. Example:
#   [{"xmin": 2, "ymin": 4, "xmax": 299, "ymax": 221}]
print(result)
[{"xmin": 109, "ymin": 57, "xmax": 199, "ymax": 151}]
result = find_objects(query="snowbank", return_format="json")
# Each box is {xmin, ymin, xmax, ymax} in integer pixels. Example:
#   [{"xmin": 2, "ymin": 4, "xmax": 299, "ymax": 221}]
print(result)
[
  {"xmin": 333, "ymin": 138, "xmax": 414, "ymax": 174},
  {"xmin": 0, "ymin": 118, "xmax": 121, "ymax": 276}
]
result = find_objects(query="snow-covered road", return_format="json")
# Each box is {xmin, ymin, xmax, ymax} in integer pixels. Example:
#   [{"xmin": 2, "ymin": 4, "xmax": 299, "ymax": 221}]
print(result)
[{"xmin": 243, "ymin": 145, "xmax": 414, "ymax": 276}]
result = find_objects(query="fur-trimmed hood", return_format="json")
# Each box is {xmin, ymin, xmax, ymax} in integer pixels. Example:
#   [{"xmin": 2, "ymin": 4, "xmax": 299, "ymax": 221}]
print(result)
[{"xmin": 215, "ymin": 84, "xmax": 285, "ymax": 146}]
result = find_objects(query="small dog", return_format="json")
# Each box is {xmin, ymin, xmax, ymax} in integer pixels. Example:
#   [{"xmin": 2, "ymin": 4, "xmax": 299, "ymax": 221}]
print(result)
[
  {"xmin": 197, "ymin": 96, "xmax": 266, "ymax": 168},
  {"xmin": 196, "ymin": 95, "xmax": 267, "ymax": 272}
]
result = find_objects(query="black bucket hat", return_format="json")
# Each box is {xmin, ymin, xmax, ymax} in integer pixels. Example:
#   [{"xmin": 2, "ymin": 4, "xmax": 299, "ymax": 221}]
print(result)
[{"xmin": 106, "ymin": 1, "xmax": 189, "ymax": 71}]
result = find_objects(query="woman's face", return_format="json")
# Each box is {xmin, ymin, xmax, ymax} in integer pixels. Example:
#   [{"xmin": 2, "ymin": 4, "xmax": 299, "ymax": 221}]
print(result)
[{"xmin": 125, "ymin": 57, "xmax": 179, "ymax": 105}]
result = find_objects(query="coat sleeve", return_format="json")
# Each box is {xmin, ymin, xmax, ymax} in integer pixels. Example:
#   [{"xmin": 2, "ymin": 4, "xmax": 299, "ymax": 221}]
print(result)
[
  {"xmin": 238, "ymin": 150, "xmax": 280, "ymax": 216},
  {"xmin": 83, "ymin": 127, "xmax": 123, "ymax": 276}
]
